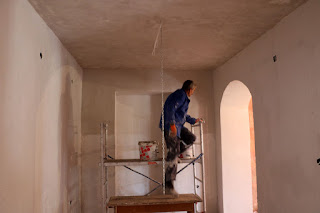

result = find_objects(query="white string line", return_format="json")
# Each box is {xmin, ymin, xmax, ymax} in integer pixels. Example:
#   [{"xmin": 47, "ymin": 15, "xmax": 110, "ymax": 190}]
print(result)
[
  {"xmin": 152, "ymin": 23, "xmax": 162, "ymax": 56},
  {"xmin": 160, "ymin": 24, "xmax": 166, "ymax": 195},
  {"xmin": 152, "ymin": 22, "xmax": 165, "ymax": 195}
]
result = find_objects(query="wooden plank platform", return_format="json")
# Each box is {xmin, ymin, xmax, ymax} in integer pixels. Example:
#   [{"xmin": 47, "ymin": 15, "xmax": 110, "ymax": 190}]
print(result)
[
  {"xmin": 104, "ymin": 158, "xmax": 200, "ymax": 166},
  {"xmin": 107, "ymin": 194, "xmax": 202, "ymax": 213}
]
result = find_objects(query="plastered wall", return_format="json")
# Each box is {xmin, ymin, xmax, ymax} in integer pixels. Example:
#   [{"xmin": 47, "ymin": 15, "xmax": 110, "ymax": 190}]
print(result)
[
  {"xmin": 213, "ymin": 0, "xmax": 320, "ymax": 212},
  {"xmin": 81, "ymin": 69, "xmax": 217, "ymax": 212},
  {"xmin": 0, "ymin": 0, "xmax": 83, "ymax": 212},
  {"xmin": 115, "ymin": 94, "xmax": 164, "ymax": 196}
]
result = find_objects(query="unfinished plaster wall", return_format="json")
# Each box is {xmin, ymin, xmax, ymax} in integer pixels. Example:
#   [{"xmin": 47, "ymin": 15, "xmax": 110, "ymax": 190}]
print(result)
[
  {"xmin": 81, "ymin": 69, "xmax": 217, "ymax": 212},
  {"xmin": 213, "ymin": 0, "xmax": 320, "ymax": 212},
  {"xmin": 0, "ymin": 0, "xmax": 83, "ymax": 212},
  {"xmin": 115, "ymin": 93, "xmax": 163, "ymax": 196}
]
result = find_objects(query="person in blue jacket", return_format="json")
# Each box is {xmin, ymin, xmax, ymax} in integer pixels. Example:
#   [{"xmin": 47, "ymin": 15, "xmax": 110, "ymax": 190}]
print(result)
[{"xmin": 160, "ymin": 80, "xmax": 202, "ymax": 196}]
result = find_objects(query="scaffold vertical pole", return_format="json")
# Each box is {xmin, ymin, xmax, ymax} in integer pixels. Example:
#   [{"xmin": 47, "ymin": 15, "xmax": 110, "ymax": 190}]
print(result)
[
  {"xmin": 199, "ymin": 121, "xmax": 206, "ymax": 212},
  {"xmin": 191, "ymin": 125, "xmax": 197, "ymax": 213},
  {"xmin": 100, "ymin": 123, "xmax": 107, "ymax": 213}
]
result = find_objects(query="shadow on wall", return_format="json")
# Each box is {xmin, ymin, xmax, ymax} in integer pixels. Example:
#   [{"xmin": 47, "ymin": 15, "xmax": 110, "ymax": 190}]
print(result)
[
  {"xmin": 249, "ymin": 98, "xmax": 258, "ymax": 212},
  {"xmin": 59, "ymin": 72, "xmax": 76, "ymax": 212},
  {"xmin": 34, "ymin": 66, "xmax": 81, "ymax": 213}
]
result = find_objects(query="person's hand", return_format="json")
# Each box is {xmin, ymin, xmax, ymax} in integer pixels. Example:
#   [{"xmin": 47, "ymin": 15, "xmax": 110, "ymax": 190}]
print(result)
[
  {"xmin": 169, "ymin": 124, "xmax": 177, "ymax": 137},
  {"xmin": 196, "ymin": 118, "xmax": 204, "ymax": 123}
]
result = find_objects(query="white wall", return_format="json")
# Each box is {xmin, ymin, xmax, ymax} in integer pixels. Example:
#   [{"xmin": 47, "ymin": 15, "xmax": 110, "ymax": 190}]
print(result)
[
  {"xmin": 115, "ymin": 94, "xmax": 163, "ymax": 160},
  {"xmin": 213, "ymin": 0, "xmax": 320, "ymax": 212},
  {"xmin": 0, "ymin": 0, "xmax": 83, "ymax": 212},
  {"xmin": 81, "ymin": 69, "xmax": 217, "ymax": 212},
  {"xmin": 115, "ymin": 94, "xmax": 162, "ymax": 196}
]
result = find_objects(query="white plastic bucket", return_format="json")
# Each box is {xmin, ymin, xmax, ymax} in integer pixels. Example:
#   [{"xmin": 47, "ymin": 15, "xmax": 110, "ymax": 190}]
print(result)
[
  {"xmin": 138, "ymin": 141, "xmax": 158, "ymax": 160},
  {"xmin": 179, "ymin": 146, "xmax": 193, "ymax": 159}
]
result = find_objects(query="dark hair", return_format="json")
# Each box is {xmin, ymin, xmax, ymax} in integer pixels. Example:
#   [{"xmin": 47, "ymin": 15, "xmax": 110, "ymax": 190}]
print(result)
[{"xmin": 182, "ymin": 80, "xmax": 196, "ymax": 91}]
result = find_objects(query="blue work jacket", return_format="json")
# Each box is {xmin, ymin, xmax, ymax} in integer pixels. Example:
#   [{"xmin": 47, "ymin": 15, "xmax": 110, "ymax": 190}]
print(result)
[{"xmin": 159, "ymin": 89, "xmax": 197, "ymax": 137}]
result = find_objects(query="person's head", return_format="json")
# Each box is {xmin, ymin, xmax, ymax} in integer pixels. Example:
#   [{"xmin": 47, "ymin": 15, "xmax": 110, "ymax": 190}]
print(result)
[{"xmin": 182, "ymin": 80, "xmax": 197, "ymax": 97}]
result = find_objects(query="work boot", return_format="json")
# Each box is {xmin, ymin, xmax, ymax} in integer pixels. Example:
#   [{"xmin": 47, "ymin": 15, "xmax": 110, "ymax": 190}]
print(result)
[
  {"xmin": 165, "ymin": 187, "xmax": 179, "ymax": 197},
  {"xmin": 165, "ymin": 181, "xmax": 179, "ymax": 197}
]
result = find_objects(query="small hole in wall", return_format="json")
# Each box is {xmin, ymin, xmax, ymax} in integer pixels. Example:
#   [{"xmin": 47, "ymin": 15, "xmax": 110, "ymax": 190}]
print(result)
[
  {"xmin": 69, "ymin": 200, "xmax": 72, "ymax": 205},
  {"xmin": 273, "ymin": 55, "xmax": 277, "ymax": 62},
  {"xmin": 40, "ymin": 52, "xmax": 43, "ymax": 59}
]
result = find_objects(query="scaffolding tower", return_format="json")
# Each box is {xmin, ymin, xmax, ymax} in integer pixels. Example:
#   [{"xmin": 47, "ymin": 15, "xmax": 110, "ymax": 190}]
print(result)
[{"xmin": 99, "ymin": 121, "xmax": 206, "ymax": 213}]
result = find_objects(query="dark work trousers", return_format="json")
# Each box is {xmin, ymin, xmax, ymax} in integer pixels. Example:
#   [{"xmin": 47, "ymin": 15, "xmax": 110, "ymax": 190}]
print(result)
[{"xmin": 164, "ymin": 126, "xmax": 196, "ymax": 189}]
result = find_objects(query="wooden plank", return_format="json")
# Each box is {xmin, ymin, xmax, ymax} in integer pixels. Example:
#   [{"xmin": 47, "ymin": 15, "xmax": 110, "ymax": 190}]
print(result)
[
  {"xmin": 107, "ymin": 194, "xmax": 201, "ymax": 207},
  {"xmin": 115, "ymin": 203, "xmax": 194, "ymax": 213},
  {"xmin": 104, "ymin": 158, "xmax": 200, "ymax": 166}
]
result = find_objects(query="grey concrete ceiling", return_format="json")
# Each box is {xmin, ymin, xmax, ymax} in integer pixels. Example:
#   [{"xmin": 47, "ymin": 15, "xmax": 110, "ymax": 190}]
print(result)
[{"xmin": 29, "ymin": 0, "xmax": 307, "ymax": 72}]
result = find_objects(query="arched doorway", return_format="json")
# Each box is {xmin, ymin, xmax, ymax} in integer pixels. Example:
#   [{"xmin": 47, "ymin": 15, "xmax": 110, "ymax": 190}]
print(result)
[{"xmin": 220, "ymin": 80, "xmax": 258, "ymax": 213}]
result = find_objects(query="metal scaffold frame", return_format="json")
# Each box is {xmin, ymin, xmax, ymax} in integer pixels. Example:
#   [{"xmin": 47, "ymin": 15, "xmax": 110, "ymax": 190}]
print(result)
[
  {"xmin": 191, "ymin": 121, "xmax": 206, "ymax": 213},
  {"xmin": 99, "ymin": 121, "xmax": 206, "ymax": 213}
]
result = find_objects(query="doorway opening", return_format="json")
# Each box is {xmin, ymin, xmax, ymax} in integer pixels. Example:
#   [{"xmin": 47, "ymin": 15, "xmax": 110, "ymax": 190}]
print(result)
[{"xmin": 220, "ymin": 80, "xmax": 258, "ymax": 213}]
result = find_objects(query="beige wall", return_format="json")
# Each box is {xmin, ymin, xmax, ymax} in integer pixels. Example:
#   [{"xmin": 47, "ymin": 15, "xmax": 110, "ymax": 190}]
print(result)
[
  {"xmin": 81, "ymin": 69, "xmax": 217, "ymax": 212},
  {"xmin": 0, "ymin": 0, "xmax": 83, "ymax": 212},
  {"xmin": 249, "ymin": 98, "xmax": 258, "ymax": 212},
  {"xmin": 220, "ymin": 81, "xmax": 253, "ymax": 213},
  {"xmin": 213, "ymin": 0, "xmax": 320, "ymax": 212}
]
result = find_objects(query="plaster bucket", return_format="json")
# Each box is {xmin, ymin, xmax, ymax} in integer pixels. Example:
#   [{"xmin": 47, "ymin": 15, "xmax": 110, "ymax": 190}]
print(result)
[
  {"xmin": 179, "ymin": 146, "xmax": 193, "ymax": 159},
  {"xmin": 138, "ymin": 141, "xmax": 158, "ymax": 160}
]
